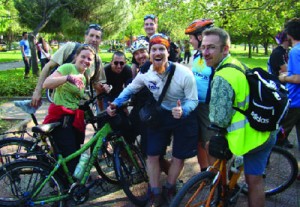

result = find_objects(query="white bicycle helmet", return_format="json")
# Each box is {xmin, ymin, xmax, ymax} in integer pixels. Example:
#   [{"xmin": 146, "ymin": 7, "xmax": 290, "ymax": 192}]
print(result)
[{"xmin": 130, "ymin": 39, "xmax": 149, "ymax": 54}]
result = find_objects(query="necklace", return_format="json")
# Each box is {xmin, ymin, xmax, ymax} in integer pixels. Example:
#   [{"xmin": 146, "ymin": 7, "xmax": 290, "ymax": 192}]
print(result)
[{"xmin": 157, "ymin": 71, "xmax": 169, "ymax": 81}]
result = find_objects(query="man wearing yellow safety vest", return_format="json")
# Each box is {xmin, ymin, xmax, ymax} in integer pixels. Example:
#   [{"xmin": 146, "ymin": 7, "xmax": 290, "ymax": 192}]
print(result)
[{"xmin": 202, "ymin": 27, "xmax": 277, "ymax": 207}]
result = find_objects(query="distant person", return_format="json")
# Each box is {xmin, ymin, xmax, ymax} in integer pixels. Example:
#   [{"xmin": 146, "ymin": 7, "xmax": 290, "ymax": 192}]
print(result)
[
  {"xmin": 20, "ymin": 32, "xmax": 31, "ymax": 79},
  {"xmin": 36, "ymin": 37, "xmax": 52, "ymax": 69},
  {"xmin": 103, "ymin": 51, "xmax": 132, "ymax": 108},
  {"xmin": 183, "ymin": 39, "xmax": 191, "ymax": 64},
  {"xmin": 268, "ymin": 31, "xmax": 289, "ymax": 77}
]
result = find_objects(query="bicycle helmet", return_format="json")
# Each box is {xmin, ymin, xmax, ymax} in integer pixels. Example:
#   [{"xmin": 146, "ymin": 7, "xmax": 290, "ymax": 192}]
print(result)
[
  {"xmin": 130, "ymin": 39, "xmax": 149, "ymax": 54},
  {"xmin": 185, "ymin": 19, "xmax": 214, "ymax": 35}
]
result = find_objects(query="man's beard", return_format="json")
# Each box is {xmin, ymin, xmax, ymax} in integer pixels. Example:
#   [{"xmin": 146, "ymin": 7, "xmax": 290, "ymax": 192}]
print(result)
[
  {"xmin": 150, "ymin": 56, "xmax": 167, "ymax": 74},
  {"xmin": 153, "ymin": 64, "xmax": 166, "ymax": 74}
]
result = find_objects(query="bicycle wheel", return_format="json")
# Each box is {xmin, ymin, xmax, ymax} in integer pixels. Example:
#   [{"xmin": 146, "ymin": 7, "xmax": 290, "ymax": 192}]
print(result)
[
  {"xmin": 0, "ymin": 138, "xmax": 41, "ymax": 166},
  {"xmin": 46, "ymin": 88, "xmax": 55, "ymax": 103},
  {"xmin": 0, "ymin": 159, "xmax": 66, "ymax": 207},
  {"xmin": 93, "ymin": 141, "xmax": 119, "ymax": 185},
  {"xmin": 170, "ymin": 171, "xmax": 221, "ymax": 207},
  {"xmin": 239, "ymin": 146, "xmax": 298, "ymax": 197},
  {"xmin": 114, "ymin": 143, "xmax": 148, "ymax": 206}
]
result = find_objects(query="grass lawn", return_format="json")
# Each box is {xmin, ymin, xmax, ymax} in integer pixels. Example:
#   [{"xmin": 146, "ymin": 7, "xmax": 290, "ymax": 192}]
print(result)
[
  {"xmin": 0, "ymin": 50, "xmax": 22, "ymax": 63},
  {"xmin": 230, "ymin": 44, "xmax": 270, "ymax": 70},
  {"xmin": 0, "ymin": 50, "xmax": 131, "ymax": 64}
]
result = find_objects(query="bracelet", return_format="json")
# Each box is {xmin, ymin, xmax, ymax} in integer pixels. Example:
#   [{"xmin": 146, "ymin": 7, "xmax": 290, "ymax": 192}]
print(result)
[
  {"xmin": 66, "ymin": 75, "xmax": 71, "ymax": 82},
  {"xmin": 284, "ymin": 76, "xmax": 287, "ymax": 82}
]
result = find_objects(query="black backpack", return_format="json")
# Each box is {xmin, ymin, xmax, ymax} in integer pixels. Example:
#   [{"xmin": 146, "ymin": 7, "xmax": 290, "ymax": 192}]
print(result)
[{"xmin": 218, "ymin": 63, "xmax": 290, "ymax": 132}]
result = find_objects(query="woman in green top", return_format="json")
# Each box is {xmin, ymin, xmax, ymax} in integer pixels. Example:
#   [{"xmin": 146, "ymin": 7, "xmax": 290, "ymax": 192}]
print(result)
[{"xmin": 43, "ymin": 45, "xmax": 96, "ymax": 173}]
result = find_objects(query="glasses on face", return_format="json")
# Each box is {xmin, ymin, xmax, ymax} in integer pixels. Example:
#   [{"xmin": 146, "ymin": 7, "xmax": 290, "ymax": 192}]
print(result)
[
  {"xmin": 144, "ymin": 14, "xmax": 156, "ymax": 21},
  {"xmin": 200, "ymin": 45, "xmax": 223, "ymax": 53},
  {"xmin": 88, "ymin": 24, "xmax": 102, "ymax": 31},
  {"xmin": 114, "ymin": 61, "xmax": 125, "ymax": 66},
  {"xmin": 150, "ymin": 33, "xmax": 168, "ymax": 41}
]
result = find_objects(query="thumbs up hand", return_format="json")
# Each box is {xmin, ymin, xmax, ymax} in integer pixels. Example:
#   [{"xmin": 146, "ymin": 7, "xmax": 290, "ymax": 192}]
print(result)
[{"xmin": 172, "ymin": 99, "xmax": 183, "ymax": 119}]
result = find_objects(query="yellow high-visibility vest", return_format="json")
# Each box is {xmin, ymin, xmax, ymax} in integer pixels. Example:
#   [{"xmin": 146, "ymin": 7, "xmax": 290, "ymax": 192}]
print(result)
[{"xmin": 215, "ymin": 56, "xmax": 270, "ymax": 155}]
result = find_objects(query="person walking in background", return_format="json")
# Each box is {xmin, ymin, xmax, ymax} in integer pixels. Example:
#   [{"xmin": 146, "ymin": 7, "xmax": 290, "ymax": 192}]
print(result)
[
  {"xmin": 185, "ymin": 19, "xmax": 214, "ymax": 172},
  {"xmin": 20, "ymin": 32, "xmax": 31, "ymax": 79},
  {"xmin": 278, "ymin": 18, "xmax": 300, "ymax": 180},
  {"xmin": 36, "ymin": 37, "xmax": 52, "ymax": 69},
  {"xmin": 183, "ymin": 39, "xmax": 191, "ymax": 64},
  {"xmin": 268, "ymin": 31, "xmax": 289, "ymax": 77}
]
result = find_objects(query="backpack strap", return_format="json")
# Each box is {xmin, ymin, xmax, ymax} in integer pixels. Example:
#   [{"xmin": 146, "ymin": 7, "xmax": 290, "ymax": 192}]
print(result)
[
  {"xmin": 217, "ymin": 63, "xmax": 247, "ymax": 74},
  {"xmin": 65, "ymin": 42, "xmax": 81, "ymax": 63},
  {"xmin": 157, "ymin": 63, "xmax": 176, "ymax": 105}
]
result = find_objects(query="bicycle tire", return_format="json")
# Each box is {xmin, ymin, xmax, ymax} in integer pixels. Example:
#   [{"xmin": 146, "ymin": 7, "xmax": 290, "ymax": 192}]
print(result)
[
  {"xmin": 0, "ymin": 137, "xmax": 42, "ymax": 166},
  {"xmin": 93, "ymin": 141, "xmax": 119, "ymax": 185},
  {"xmin": 170, "ymin": 171, "xmax": 221, "ymax": 207},
  {"xmin": 46, "ymin": 88, "xmax": 55, "ymax": 103},
  {"xmin": 114, "ymin": 143, "xmax": 148, "ymax": 206},
  {"xmin": 0, "ymin": 159, "xmax": 66, "ymax": 207},
  {"xmin": 239, "ymin": 146, "xmax": 298, "ymax": 197}
]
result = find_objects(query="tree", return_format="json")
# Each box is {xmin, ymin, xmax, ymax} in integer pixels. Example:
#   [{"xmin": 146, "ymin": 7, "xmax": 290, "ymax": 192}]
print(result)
[{"xmin": 13, "ymin": 0, "xmax": 134, "ymax": 76}]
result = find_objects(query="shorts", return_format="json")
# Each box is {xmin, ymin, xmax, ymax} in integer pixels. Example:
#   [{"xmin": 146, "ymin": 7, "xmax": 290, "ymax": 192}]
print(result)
[
  {"xmin": 146, "ymin": 109, "xmax": 198, "ymax": 159},
  {"xmin": 243, "ymin": 130, "xmax": 277, "ymax": 175},
  {"xmin": 196, "ymin": 103, "xmax": 214, "ymax": 145}
]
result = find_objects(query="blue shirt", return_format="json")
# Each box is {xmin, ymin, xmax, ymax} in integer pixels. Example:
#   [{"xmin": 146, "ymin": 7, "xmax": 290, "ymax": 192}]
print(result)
[
  {"xmin": 192, "ymin": 53, "xmax": 213, "ymax": 103},
  {"xmin": 19, "ymin": 39, "xmax": 31, "ymax": 57},
  {"xmin": 287, "ymin": 42, "xmax": 300, "ymax": 108}
]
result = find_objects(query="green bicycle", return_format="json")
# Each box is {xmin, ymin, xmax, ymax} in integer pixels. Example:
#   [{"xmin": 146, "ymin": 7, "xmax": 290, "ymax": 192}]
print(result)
[{"xmin": 0, "ymin": 94, "xmax": 148, "ymax": 206}]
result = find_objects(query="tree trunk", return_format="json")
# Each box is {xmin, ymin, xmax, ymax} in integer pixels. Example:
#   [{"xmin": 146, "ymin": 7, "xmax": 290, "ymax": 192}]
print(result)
[
  {"xmin": 247, "ymin": 33, "xmax": 253, "ymax": 58},
  {"xmin": 28, "ymin": 33, "xmax": 39, "ymax": 77}
]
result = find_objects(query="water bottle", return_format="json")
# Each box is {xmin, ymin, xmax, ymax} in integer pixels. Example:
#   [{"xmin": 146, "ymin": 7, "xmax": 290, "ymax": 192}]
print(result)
[
  {"xmin": 73, "ymin": 153, "xmax": 90, "ymax": 179},
  {"xmin": 230, "ymin": 156, "xmax": 244, "ymax": 173}
]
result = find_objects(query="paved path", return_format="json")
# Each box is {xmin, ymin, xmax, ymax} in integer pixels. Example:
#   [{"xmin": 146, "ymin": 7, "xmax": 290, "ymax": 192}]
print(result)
[{"xmin": 0, "ymin": 61, "xmax": 24, "ymax": 71}]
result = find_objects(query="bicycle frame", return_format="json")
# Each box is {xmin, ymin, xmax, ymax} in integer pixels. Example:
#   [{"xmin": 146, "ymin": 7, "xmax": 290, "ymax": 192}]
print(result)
[
  {"xmin": 186, "ymin": 158, "xmax": 244, "ymax": 207},
  {"xmin": 29, "ymin": 123, "xmax": 113, "ymax": 205}
]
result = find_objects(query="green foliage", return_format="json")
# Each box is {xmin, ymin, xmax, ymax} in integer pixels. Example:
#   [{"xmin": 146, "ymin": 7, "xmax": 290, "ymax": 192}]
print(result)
[{"xmin": 0, "ymin": 68, "xmax": 38, "ymax": 97}]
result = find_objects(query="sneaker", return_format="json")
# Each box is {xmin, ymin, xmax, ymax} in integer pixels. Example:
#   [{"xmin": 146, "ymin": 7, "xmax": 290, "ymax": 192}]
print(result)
[
  {"xmin": 282, "ymin": 139, "xmax": 294, "ymax": 149},
  {"xmin": 146, "ymin": 193, "xmax": 164, "ymax": 207},
  {"xmin": 162, "ymin": 186, "xmax": 176, "ymax": 205}
]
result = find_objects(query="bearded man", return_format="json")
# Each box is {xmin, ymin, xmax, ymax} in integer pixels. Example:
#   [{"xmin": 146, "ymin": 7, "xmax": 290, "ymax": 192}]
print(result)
[{"xmin": 107, "ymin": 33, "xmax": 198, "ymax": 206}]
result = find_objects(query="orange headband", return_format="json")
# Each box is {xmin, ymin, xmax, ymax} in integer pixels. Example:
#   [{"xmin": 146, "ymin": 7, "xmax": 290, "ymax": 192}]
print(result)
[{"xmin": 150, "ymin": 36, "xmax": 170, "ymax": 49}]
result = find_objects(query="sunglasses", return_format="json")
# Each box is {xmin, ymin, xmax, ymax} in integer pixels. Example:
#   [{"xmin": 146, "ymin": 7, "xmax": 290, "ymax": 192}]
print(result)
[
  {"xmin": 150, "ymin": 33, "xmax": 169, "ymax": 40},
  {"xmin": 88, "ymin": 24, "xmax": 102, "ymax": 31},
  {"xmin": 114, "ymin": 61, "xmax": 125, "ymax": 66},
  {"xmin": 144, "ymin": 14, "xmax": 156, "ymax": 21}
]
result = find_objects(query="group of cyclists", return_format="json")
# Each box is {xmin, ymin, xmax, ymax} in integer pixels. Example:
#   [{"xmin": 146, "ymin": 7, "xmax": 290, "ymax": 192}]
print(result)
[{"xmin": 27, "ymin": 14, "xmax": 299, "ymax": 207}]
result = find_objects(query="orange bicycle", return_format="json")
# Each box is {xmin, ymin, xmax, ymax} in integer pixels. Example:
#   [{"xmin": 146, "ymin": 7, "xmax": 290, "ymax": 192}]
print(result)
[{"xmin": 170, "ymin": 126, "xmax": 298, "ymax": 207}]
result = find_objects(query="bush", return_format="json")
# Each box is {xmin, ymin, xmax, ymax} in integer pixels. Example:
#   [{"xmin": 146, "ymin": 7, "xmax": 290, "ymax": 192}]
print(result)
[{"xmin": 0, "ymin": 69, "xmax": 38, "ymax": 97}]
